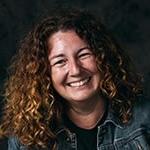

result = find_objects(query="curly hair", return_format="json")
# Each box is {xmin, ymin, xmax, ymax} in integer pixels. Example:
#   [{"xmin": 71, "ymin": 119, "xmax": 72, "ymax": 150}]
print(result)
[{"xmin": 0, "ymin": 9, "xmax": 142, "ymax": 149}]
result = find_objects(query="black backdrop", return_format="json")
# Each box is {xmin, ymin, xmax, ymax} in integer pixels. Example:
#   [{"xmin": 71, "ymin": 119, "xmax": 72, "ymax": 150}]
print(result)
[{"xmin": 0, "ymin": 0, "xmax": 150, "ymax": 149}]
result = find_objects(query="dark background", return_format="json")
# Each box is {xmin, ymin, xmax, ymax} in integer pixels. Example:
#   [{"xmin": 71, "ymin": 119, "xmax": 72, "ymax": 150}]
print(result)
[{"xmin": 0, "ymin": 0, "xmax": 150, "ymax": 149}]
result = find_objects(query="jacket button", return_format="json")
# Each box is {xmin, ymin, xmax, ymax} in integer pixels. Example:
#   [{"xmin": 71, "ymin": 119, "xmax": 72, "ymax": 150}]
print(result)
[{"xmin": 66, "ymin": 137, "xmax": 70, "ymax": 142}]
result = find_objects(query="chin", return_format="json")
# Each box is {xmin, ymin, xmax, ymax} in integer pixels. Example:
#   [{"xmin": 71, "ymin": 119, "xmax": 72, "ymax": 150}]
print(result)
[{"xmin": 67, "ymin": 91, "xmax": 99, "ymax": 103}]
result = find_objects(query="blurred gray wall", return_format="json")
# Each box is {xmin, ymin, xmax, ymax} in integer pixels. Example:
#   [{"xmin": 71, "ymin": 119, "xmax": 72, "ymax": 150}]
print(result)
[{"xmin": 1, "ymin": 0, "xmax": 150, "ymax": 96}]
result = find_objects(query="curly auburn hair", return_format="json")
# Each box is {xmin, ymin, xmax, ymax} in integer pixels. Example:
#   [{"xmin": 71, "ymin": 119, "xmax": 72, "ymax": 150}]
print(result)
[{"xmin": 0, "ymin": 9, "xmax": 142, "ymax": 149}]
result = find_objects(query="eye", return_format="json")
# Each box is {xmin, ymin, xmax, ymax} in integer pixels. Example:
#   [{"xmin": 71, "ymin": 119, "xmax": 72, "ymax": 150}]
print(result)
[
  {"xmin": 78, "ymin": 52, "xmax": 93, "ymax": 60},
  {"xmin": 51, "ymin": 59, "xmax": 67, "ymax": 67}
]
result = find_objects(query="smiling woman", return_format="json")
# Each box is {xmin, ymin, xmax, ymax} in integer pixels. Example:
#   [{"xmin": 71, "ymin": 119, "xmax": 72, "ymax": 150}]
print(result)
[
  {"xmin": 0, "ymin": 8, "xmax": 150, "ymax": 150},
  {"xmin": 48, "ymin": 31, "xmax": 101, "ymax": 105}
]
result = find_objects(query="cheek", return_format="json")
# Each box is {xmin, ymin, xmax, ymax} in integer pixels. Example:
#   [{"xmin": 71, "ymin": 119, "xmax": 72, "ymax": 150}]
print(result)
[
  {"xmin": 51, "ymin": 72, "xmax": 60, "ymax": 85},
  {"xmin": 84, "ymin": 58, "xmax": 99, "ymax": 73},
  {"xmin": 51, "ymin": 69, "xmax": 66, "ymax": 88}
]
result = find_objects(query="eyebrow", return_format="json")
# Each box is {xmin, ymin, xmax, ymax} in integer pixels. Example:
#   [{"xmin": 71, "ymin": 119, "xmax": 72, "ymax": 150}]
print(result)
[{"xmin": 50, "ymin": 46, "xmax": 90, "ymax": 60}]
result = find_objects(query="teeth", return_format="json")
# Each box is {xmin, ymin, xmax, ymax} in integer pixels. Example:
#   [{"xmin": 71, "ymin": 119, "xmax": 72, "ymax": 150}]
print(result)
[{"xmin": 69, "ymin": 78, "xmax": 89, "ymax": 87}]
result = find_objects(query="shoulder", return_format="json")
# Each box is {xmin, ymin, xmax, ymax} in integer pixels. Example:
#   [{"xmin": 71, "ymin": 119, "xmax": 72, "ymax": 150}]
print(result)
[
  {"xmin": 8, "ymin": 137, "xmax": 27, "ymax": 150},
  {"xmin": 133, "ymin": 95, "xmax": 150, "ymax": 123},
  {"xmin": 113, "ymin": 96, "xmax": 150, "ymax": 150},
  {"xmin": 126, "ymin": 95, "xmax": 150, "ymax": 130}
]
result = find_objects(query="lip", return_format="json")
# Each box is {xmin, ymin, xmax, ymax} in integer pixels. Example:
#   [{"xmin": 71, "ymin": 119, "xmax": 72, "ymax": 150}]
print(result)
[{"xmin": 66, "ymin": 77, "xmax": 91, "ymax": 87}]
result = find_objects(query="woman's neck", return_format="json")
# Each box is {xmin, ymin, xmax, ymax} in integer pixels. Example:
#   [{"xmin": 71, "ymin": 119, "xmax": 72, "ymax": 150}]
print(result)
[{"xmin": 67, "ymin": 96, "xmax": 105, "ymax": 129}]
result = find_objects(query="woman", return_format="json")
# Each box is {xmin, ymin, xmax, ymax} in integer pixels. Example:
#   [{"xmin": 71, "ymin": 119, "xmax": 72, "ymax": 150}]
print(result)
[{"xmin": 0, "ymin": 9, "xmax": 150, "ymax": 150}]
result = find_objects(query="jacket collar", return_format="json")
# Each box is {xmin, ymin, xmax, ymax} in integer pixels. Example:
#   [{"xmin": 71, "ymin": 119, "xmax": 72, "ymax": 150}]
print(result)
[
  {"xmin": 101, "ymin": 108, "xmax": 123, "ymax": 129},
  {"xmin": 55, "ymin": 102, "xmax": 124, "ymax": 135}
]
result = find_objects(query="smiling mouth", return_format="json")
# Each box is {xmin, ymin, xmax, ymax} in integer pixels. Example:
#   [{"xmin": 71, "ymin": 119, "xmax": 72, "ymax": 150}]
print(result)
[{"xmin": 67, "ymin": 77, "xmax": 91, "ymax": 87}]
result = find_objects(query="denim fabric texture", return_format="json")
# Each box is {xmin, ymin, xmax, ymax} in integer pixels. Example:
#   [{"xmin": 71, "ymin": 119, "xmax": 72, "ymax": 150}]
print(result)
[{"xmin": 8, "ymin": 96, "xmax": 150, "ymax": 150}]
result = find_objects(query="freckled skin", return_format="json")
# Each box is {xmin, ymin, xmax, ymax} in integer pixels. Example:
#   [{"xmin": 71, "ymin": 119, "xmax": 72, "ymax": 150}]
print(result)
[{"xmin": 48, "ymin": 31, "xmax": 101, "ymax": 105}]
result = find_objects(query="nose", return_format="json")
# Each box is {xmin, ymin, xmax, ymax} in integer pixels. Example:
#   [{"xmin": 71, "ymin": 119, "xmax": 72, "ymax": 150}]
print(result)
[{"xmin": 69, "ymin": 58, "xmax": 81, "ymax": 77}]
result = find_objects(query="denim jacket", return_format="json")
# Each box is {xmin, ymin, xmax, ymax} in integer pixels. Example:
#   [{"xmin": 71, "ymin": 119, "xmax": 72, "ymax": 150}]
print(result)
[{"xmin": 8, "ymin": 96, "xmax": 150, "ymax": 150}]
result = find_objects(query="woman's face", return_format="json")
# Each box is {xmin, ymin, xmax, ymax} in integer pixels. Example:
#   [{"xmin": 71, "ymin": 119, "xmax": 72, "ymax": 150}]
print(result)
[{"xmin": 48, "ymin": 30, "xmax": 101, "ymax": 104}]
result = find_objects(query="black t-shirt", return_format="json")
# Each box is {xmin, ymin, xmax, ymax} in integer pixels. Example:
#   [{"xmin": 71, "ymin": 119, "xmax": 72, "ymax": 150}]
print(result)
[
  {"xmin": 64, "ymin": 115, "xmax": 97, "ymax": 150},
  {"xmin": 63, "ymin": 102, "xmax": 108, "ymax": 150}
]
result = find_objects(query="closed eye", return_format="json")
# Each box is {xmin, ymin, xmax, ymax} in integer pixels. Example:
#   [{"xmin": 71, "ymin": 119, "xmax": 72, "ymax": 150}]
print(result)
[
  {"xmin": 78, "ymin": 52, "xmax": 93, "ymax": 59},
  {"xmin": 51, "ymin": 59, "xmax": 67, "ymax": 67}
]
